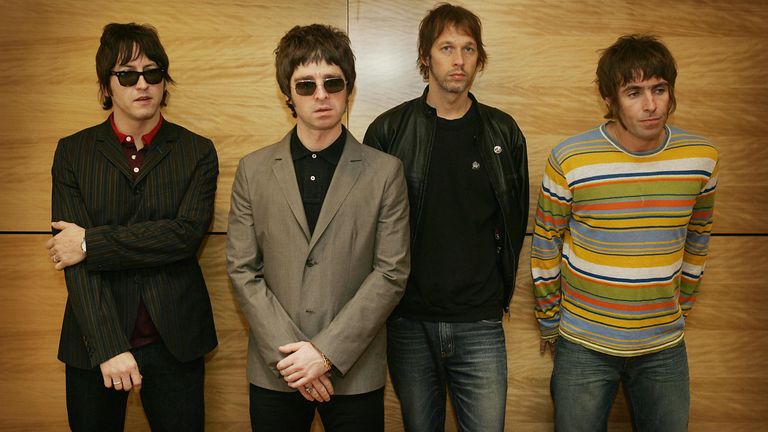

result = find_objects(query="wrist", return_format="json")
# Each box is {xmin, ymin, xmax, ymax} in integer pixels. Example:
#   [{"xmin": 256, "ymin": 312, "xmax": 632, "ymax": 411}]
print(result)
[{"xmin": 310, "ymin": 342, "xmax": 333, "ymax": 372}]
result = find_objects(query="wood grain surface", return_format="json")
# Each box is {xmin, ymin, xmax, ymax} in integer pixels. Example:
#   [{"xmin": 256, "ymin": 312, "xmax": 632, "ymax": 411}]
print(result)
[{"xmin": 1, "ymin": 0, "xmax": 766, "ymax": 430}]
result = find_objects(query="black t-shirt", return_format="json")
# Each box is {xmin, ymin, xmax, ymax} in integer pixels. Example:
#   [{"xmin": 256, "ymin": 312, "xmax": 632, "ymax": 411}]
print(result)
[{"xmin": 396, "ymin": 103, "xmax": 504, "ymax": 321}]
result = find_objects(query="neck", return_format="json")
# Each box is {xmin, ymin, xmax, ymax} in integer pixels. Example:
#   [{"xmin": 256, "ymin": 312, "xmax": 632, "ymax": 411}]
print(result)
[
  {"xmin": 426, "ymin": 86, "xmax": 472, "ymax": 120},
  {"xmin": 112, "ymin": 112, "xmax": 161, "ymax": 148},
  {"xmin": 607, "ymin": 121, "xmax": 665, "ymax": 153},
  {"xmin": 296, "ymin": 123, "xmax": 343, "ymax": 152}
]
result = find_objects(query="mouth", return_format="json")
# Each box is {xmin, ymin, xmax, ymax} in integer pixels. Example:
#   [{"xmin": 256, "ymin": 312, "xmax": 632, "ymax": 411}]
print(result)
[
  {"xmin": 134, "ymin": 96, "xmax": 153, "ymax": 103},
  {"xmin": 315, "ymin": 106, "xmax": 333, "ymax": 114},
  {"xmin": 640, "ymin": 117, "xmax": 662, "ymax": 125}
]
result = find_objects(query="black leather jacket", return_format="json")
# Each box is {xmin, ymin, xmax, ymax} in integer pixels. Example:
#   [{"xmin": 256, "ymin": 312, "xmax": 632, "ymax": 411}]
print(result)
[{"xmin": 364, "ymin": 87, "xmax": 529, "ymax": 311}]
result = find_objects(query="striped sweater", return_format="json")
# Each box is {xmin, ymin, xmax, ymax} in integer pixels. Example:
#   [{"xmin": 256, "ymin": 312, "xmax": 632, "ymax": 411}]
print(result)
[{"xmin": 531, "ymin": 123, "xmax": 718, "ymax": 356}]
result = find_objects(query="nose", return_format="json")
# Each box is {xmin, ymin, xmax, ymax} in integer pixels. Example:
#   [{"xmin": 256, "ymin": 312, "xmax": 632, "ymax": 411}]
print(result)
[
  {"xmin": 453, "ymin": 50, "xmax": 465, "ymax": 66},
  {"xmin": 313, "ymin": 82, "xmax": 329, "ymax": 100},
  {"xmin": 135, "ymin": 75, "xmax": 149, "ymax": 90},
  {"xmin": 643, "ymin": 91, "xmax": 657, "ymax": 112}
]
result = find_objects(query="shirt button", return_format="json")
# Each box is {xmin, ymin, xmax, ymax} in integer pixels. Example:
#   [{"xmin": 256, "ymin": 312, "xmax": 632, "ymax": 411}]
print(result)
[
  {"xmin": 131, "ymin": 155, "xmax": 137, "ymax": 160},
  {"xmin": 311, "ymin": 154, "xmax": 317, "ymax": 159},
  {"xmin": 126, "ymin": 136, "xmax": 132, "ymax": 142},
  {"xmin": 133, "ymin": 167, "xmax": 140, "ymax": 173},
  {"xmin": 310, "ymin": 175, "xmax": 316, "ymax": 181}
]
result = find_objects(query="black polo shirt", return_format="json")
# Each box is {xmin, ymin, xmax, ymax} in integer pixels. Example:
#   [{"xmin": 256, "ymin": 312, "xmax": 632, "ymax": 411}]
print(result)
[{"xmin": 290, "ymin": 127, "xmax": 346, "ymax": 234}]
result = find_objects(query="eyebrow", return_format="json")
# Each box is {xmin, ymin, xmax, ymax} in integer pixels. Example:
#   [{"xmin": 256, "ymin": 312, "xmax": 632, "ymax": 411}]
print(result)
[
  {"xmin": 622, "ymin": 81, "xmax": 668, "ymax": 92},
  {"xmin": 115, "ymin": 64, "xmax": 159, "ymax": 71},
  {"xmin": 294, "ymin": 74, "xmax": 343, "ymax": 81}
]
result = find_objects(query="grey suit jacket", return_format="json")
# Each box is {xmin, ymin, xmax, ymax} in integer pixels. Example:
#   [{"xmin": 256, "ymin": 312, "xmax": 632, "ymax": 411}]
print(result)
[{"xmin": 226, "ymin": 130, "xmax": 410, "ymax": 395}]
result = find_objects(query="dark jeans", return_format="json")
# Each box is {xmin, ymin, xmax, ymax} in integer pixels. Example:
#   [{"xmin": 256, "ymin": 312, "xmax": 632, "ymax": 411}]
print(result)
[
  {"xmin": 552, "ymin": 338, "xmax": 690, "ymax": 432},
  {"xmin": 66, "ymin": 341, "xmax": 205, "ymax": 432},
  {"xmin": 387, "ymin": 316, "xmax": 508, "ymax": 432},
  {"xmin": 249, "ymin": 384, "xmax": 384, "ymax": 432}
]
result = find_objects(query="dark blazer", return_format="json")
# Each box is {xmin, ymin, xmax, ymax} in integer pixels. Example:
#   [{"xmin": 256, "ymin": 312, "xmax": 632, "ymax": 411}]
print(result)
[
  {"xmin": 227, "ymin": 131, "xmax": 410, "ymax": 395},
  {"xmin": 52, "ymin": 118, "xmax": 218, "ymax": 369}
]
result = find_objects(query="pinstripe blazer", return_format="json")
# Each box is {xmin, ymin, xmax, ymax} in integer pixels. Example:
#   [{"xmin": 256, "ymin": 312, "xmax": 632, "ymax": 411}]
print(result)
[
  {"xmin": 226, "ymin": 131, "xmax": 410, "ymax": 395},
  {"xmin": 52, "ymin": 118, "xmax": 218, "ymax": 369}
]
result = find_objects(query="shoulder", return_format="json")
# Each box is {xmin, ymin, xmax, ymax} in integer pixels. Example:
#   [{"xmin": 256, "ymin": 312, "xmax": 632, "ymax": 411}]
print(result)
[
  {"xmin": 58, "ymin": 122, "xmax": 108, "ymax": 149},
  {"xmin": 238, "ymin": 135, "xmax": 287, "ymax": 167},
  {"xmin": 162, "ymin": 120, "xmax": 215, "ymax": 149},
  {"xmin": 549, "ymin": 126, "xmax": 606, "ymax": 162},
  {"xmin": 666, "ymin": 125, "xmax": 719, "ymax": 159},
  {"xmin": 367, "ymin": 97, "xmax": 420, "ymax": 132},
  {"xmin": 359, "ymin": 140, "xmax": 403, "ymax": 169}
]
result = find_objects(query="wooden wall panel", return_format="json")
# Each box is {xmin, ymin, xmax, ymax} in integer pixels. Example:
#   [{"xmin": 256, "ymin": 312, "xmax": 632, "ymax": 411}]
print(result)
[
  {"xmin": 1, "ymin": 0, "xmax": 767, "ymax": 430},
  {"xmin": 349, "ymin": 0, "xmax": 768, "ymax": 235},
  {"xmin": 3, "ymin": 236, "xmax": 765, "ymax": 430},
  {"xmin": 0, "ymin": 0, "xmax": 347, "ymax": 232}
]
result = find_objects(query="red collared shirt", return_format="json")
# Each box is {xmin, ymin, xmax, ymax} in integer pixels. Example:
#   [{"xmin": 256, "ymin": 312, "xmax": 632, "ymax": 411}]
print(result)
[{"xmin": 110, "ymin": 114, "xmax": 163, "ymax": 179}]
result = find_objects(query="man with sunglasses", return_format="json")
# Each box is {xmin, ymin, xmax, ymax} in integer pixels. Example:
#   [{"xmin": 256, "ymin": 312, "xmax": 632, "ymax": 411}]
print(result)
[
  {"xmin": 46, "ymin": 23, "xmax": 218, "ymax": 431},
  {"xmin": 364, "ymin": 4, "xmax": 528, "ymax": 431},
  {"xmin": 226, "ymin": 24, "xmax": 409, "ymax": 431}
]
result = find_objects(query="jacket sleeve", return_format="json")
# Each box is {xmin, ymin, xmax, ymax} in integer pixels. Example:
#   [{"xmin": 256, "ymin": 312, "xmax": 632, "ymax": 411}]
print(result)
[
  {"xmin": 83, "ymin": 140, "xmax": 218, "ymax": 272},
  {"xmin": 310, "ymin": 162, "xmax": 410, "ymax": 375},
  {"xmin": 531, "ymin": 151, "xmax": 571, "ymax": 340},
  {"xmin": 679, "ymin": 158, "xmax": 719, "ymax": 315},
  {"xmin": 226, "ymin": 158, "xmax": 309, "ymax": 377},
  {"xmin": 52, "ymin": 140, "xmax": 130, "ymax": 366}
]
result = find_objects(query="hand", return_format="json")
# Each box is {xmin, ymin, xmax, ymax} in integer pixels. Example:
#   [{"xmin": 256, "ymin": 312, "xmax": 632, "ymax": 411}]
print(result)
[
  {"xmin": 297, "ymin": 374, "xmax": 334, "ymax": 403},
  {"xmin": 99, "ymin": 352, "xmax": 142, "ymax": 392},
  {"xmin": 47, "ymin": 221, "xmax": 86, "ymax": 270},
  {"xmin": 276, "ymin": 341, "xmax": 332, "ymax": 391},
  {"xmin": 540, "ymin": 339, "xmax": 557, "ymax": 356}
]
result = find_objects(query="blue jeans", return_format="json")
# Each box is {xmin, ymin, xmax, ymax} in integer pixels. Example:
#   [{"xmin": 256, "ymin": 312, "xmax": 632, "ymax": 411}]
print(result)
[
  {"xmin": 551, "ymin": 338, "xmax": 690, "ymax": 432},
  {"xmin": 66, "ymin": 341, "xmax": 205, "ymax": 432},
  {"xmin": 387, "ymin": 316, "xmax": 507, "ymax": 432}
]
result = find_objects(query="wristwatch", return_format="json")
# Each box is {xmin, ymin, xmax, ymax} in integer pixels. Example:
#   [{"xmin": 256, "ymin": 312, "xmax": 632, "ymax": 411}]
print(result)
[{"xmin": 81, "ymin": 238, "xmax": 87, "ymax": 256}]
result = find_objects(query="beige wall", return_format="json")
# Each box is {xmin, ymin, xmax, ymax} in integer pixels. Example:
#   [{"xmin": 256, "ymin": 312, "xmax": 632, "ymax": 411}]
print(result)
[{"xmin": 0, "ymin": 0, "xmax": 766, "ymax": 430}]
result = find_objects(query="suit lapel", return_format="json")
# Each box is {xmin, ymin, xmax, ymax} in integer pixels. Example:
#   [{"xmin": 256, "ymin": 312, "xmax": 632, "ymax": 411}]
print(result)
[
  {"xmin": 308, "ymin": 134, "xmax": 363, "ymax": 251},
  {"xmin": 272, "ymin": 134, "xmax": 311, "ymax": 241},
  {"xmin": 95, "ymin": 120, "xmax": 134, "ymax": 182},
  {"xmin": 135, "ymin": 121, "xmax": 175, "ymax": 184}
]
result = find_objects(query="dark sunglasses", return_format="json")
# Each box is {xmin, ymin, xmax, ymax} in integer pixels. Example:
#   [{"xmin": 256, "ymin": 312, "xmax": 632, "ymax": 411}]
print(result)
[
  {"xmin": 294, "ymin": 77, "xmax": 346, "ymax": 96},
  {"xmin": 110, "ymin": 69, "xmax": 165, "ymax": 87}
]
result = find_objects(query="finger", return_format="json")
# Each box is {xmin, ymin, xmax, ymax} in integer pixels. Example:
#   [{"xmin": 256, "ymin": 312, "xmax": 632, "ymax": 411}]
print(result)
[
  {"xmin": 275, "ymin": 357, "xmax": 292, "ymax": 371},
  {"xmin": 113, "ymin": 378, "xmax": 124, "ymax": 391},
  {"xmin": 51, "ymin": 221, "xmax": 68, "ymax": 230},
  {"xmin": 318, "ymin": 374, "xmax": 334, "ymax": 395},
  {"xmin": 45, "ymin": 237, "xmax": 55, "ymax": 249},
  {"xmin": 298, "ymin": 386, "xmax": 314, "ymax": 402},
  {"xmin": 131, "ymin": 371, "xmax": 143, "ymax": 392},
  {"xmin": 102, "ymin": 373, "xmax": 113, "ymax": 389},
  {"xmin": 120, "ymin": 374, "xmax": 132, "ymax": 391},
  {"xmin": 278, "ymin": 342, "xmax": 303, "ymax": 354},
  {"xmin": 278, "ymin": 364, "xmax": 298, "ymax": 377},
  {"xmin": 284, "ymin": 372, "xmax": 306, "ymax": 386},
  {"xmin": 311, "ymin": 380, "xmax": 330, "ymax": 402}
]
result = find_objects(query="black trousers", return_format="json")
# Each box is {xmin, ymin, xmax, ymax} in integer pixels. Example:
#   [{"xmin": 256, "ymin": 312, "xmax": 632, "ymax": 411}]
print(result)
[
  {"xmin": 249, "ymin": 384, "xmax": 384, "ymax": 432},
  {"xmin": 65, "ymin": 342, "xmax": 205, "ymax": 432}
]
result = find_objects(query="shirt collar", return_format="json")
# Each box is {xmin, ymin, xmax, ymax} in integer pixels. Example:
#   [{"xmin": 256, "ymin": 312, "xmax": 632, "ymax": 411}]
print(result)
[
  {"xmin": 110, "ymin": 113, "xmax": 164, "ymax": 148},
  {"xmin": 290, "ymin": 126, "xmax": 346, "ymax": 165}
]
